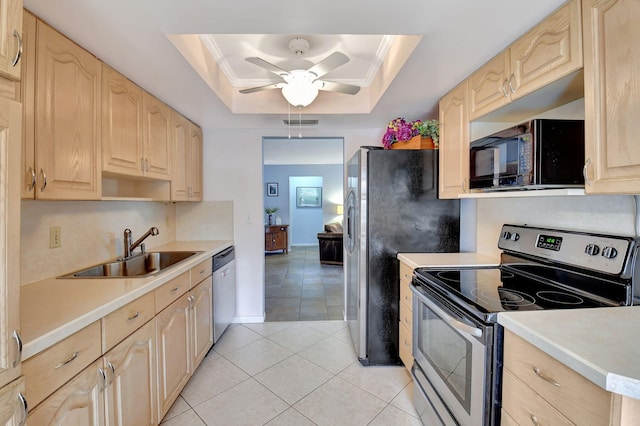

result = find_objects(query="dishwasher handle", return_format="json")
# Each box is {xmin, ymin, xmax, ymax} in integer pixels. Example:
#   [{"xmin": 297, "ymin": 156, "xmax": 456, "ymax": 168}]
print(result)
[{"xmin": 213, "ymin": 246, "xmax": 235, "ymax": 271}]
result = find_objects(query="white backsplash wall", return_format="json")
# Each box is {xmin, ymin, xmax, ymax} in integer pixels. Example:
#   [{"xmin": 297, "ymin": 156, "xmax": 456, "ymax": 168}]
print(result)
[
  {"xmin": 21, "ymin": 200, "xmax": 176, "ymax": 285},
  {"xmin": 475, "ymin": 194, "xmax": 637, "ymax": 258},
  {"xmin": 176, "ymin": 201, "xmax": 234, "ymax": 240}
]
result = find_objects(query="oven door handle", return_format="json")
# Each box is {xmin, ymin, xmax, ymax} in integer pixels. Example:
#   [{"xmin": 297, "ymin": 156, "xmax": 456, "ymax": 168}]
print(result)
[{"xmin": 412, "ymin": 284, "xmax": 483, "ymax": 338}]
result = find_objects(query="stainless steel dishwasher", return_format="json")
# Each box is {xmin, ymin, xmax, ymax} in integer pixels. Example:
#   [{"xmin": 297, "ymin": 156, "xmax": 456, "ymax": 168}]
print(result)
[{"xmin": 212, "ymin": 246, "xmax": 236, "ymax": 343}]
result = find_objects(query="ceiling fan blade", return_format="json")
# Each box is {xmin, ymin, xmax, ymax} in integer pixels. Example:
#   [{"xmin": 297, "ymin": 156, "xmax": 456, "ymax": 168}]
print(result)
[
  {"xmin": 245, "ymin": 57, "xmax": 290, "ymax": 78},
  {"xmin": 239, "ymin": 82, "xmax": 285, "ymax": 94},
  {"xmin": 307, "ymin": 52, "xmax": 349, "ymax": 78},
  {"xmin": 316, "ymin": 80, "xmax": 361, "ymax": 95}
]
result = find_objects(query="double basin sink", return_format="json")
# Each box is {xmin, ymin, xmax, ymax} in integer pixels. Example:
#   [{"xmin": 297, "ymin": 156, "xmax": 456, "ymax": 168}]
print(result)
[{"xmin": 59, "ymin": 251, "xmax": 202, "ymax": 279}]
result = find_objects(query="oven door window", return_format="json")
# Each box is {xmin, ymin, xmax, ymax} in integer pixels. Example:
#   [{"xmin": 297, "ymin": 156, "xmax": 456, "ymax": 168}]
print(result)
[
  {"xmin": 421, "ymin": 308, "xmax": 472, "ymax": 410},
  {"xmin": 413, "ymin": 291, "xmax": 488, "ymax": 425}
]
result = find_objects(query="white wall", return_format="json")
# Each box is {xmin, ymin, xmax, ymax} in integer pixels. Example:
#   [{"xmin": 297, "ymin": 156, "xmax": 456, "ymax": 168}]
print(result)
[
  {"xmin": 474, "ymin": 195, "xmax": 637, "ymax": 257},
  {"xmin": 202, "ymin": 127, "xmax": 382, "ymax": 322}
]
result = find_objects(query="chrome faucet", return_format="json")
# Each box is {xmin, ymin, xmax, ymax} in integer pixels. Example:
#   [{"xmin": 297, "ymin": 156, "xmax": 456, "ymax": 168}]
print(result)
[{"xmin": 123, "ymin": 227, "xmax": 159, "ymax": 259}]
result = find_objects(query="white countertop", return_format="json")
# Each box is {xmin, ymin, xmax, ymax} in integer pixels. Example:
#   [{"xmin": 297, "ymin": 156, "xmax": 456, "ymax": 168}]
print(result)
[
  {"xmin": 498, "ymin": 307, "xmax": 640, "ymax": 400},
  {"xmin": 397, "ymin": 252, "xmax": 500, "ymax": 269},
  {"xmin": 20, "ymin": 240, "xmax": 232, "ymax": 360}
]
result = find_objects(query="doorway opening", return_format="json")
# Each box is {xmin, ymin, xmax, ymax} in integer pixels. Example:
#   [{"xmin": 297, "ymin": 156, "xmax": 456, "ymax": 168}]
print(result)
[{"xmin": 262, "ymin": 137, "xmax": 344, "ymax": 321}]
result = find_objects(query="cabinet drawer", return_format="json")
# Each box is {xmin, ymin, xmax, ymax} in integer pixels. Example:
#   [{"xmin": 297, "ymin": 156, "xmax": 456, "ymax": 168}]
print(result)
[
  {"xmin": 400, "ymin": 280, "xmax": 413, "ymax": 308},
  {"xmin": 190, "ymin": 258, "xmax": 212, "ymax": 288},
  {"xmin": 502, "ymin": 369, "xmax": 572, "ymax": 426},
  {"xmin": 399, "ymin": 320, "xmax": 412, "ymax": 369},
  {"xmin": 503, "ymin": 330, "xmax": 611, "ymax": 425},
  {"xmin": 102, "ymin": 292, "xmax": 154, "ymax": 352},
  {"xmin": 399, "ymin": 299, "xmax": 412, "ymax": 331},
  {"xmin": 399, "ymin": 262, "xmax": 413, "ymax": 285},
  {"xmin": 23, "ymin": 321, "xmax": 101, "ymax": 409},
  {"xmin": 155, "ymin": 271, "xmax": 190, "ymax": 313}
]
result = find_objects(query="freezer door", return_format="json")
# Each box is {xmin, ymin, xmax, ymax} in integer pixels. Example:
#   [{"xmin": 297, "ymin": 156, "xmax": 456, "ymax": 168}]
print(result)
[{"xmin": 345, "ymin": 149, "xmax": 368, "ymax": 360}]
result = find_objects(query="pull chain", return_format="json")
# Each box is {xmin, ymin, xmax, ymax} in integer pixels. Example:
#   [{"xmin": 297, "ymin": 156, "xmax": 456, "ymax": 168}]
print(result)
[
  {"xmin": 298, "ymin": 107, "xmax": 302, "ymax": 138},
  {"xmin": 288, "ymin": 103, "xmax": 291, "ymax": 139}
]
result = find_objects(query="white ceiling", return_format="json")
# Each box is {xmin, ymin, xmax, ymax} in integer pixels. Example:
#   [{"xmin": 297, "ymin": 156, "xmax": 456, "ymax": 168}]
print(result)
[{"xmin": 23, "ymin": 0, "xmax": 566, "ymax": 133}]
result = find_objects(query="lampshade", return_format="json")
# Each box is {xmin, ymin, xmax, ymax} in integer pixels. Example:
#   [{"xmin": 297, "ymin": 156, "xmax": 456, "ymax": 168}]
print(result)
[
  {"xmin": 281, "ymin": 70, "xmax": 320, "ymax": 107},
  {"xmin": 336, "ymin": 205, "xmax": 343, "ymax": 215}
]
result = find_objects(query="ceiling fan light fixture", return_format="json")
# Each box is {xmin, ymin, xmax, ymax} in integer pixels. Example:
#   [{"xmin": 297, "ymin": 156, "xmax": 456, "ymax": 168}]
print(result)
[{"xmin": 281, "ymin": 70, "xmax": 319, "ymax": 107}]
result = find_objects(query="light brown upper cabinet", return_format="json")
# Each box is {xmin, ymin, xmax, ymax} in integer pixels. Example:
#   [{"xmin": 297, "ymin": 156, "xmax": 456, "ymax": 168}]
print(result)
[
  {"xmin": 102, "ymin": 64, "xmax": 172, "ymax": 181},
  {"xmin": 171, "ymin": 110, "xmax": 203, "ymax": 201},
  {"xmin": 19, "ymin": 9, "xmax": 34, "ymax": 199},
  {"xmin": 0, "ymin": 0, "xmax": 22, "ymax": 81},
  {"xmin": 101, "ymin": 64, "xmax": 144, "ymax": 177},
  {"xmin": 439, "ymin": 81, "xmax": 469, "ymax": 199},
  {"xmin": 31, "ymin": 20, "xmax": 101, "ymax": 200},
  {"xmin": 582, "ymin": 0, "xmax": 640, "ymax": 194},
  {"xmin": 468, "ymin": 0, "xmax": 582, "ymax": 120},
  {"xmin": 142, "ymin": 93, "xmax": 172, "ymax": 180}
]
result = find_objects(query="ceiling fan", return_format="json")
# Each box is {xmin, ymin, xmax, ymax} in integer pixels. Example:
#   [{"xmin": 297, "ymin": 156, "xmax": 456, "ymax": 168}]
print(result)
[{"xmin": 239, "ymin": 37, "xmax": 361, "ymax": 107}]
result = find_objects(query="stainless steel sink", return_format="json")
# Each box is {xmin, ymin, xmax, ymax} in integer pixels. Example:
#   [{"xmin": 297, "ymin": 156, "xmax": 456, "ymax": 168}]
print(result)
[{"xmin": 58, "ymin": 251, "xmax": 202, "ymax": 278}]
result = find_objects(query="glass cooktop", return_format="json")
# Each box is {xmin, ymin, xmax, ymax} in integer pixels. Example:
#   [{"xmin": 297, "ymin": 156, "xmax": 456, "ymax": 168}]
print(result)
[{"xmin": 413, "ymin": 266, "xmax": 627, "ymax": 318}]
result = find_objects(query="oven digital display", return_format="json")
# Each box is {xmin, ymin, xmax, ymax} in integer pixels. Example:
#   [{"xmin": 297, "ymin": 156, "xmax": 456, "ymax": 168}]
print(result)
[{"xmin": 536, "ymin": 234, "xmax": 562, "ymax": 251}]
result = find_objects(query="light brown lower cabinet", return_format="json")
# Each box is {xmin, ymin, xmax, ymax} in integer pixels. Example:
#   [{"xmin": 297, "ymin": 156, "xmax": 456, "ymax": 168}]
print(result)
[
  {"xmin": 502, "ymin": 329, "xmax": 640, "ymax": 425},
  {"xmin": 24, "ymin": 256, "xmax": 215, "ymax": 425},
  {"xmin": 156, "ymin": 293, "xmax": 191, "ymax": 419},
  {"xmin": 28, "ymin": 359, "xmax": 106, "ymax": 425},
  {"xmin": 0, "ymin": 377, "xmax": 26, "ymax": 424},
  {"xmin": 104, "ymin": 321, "xmax": 156, "ymax": 426}
]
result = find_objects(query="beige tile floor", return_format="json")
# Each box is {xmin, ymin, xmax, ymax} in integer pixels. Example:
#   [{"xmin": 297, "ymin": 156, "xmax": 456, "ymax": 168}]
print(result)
[
  {"xmin": 265, "ymin": 246, "xmax": 344, "ymax": 321},
  {"xmin": 160, "ymin": 321, "xmax": 421, "ymax": 425}
]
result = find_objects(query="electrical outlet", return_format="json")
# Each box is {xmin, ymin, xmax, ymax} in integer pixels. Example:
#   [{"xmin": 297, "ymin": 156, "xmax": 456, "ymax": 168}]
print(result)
[{"xmin": 50, "ymin": 226, "xmax": 61, "ymax": 248}]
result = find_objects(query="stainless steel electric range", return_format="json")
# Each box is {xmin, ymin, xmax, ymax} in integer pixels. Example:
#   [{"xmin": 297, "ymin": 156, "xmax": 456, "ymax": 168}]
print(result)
[{"xmin": 410, "ymin": 224, "xmax": 639, "ymax": 426}]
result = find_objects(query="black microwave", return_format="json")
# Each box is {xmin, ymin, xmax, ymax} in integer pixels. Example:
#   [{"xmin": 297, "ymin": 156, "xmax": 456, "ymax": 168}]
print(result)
[{"xmin": 469, "ymin": 119, "xmax": 585, "ymax": 191}]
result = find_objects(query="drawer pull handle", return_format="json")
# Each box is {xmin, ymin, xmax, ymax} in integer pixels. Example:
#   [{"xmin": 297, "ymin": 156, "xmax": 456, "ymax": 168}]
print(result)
[
  {"xmin": 127, "ymin": 312, "xmax": 141, "ymax": 321},
  {"xmin": 171, "ymin": 285, "xmax": 180, "ymax": 293},
  {"xmin": 107, "ymin": 361, "xmax": 116, "ymax": 385},
  {"xmin": 17, "ymin": 392, "xmax": 27, "ymax": 426},
  {"xmin": 199, "ymin": 269, "xmax": 206, "ymax": 274},
  {"xmin": 11, "ymin": 29, "xmax": 22, "ymax": 67},
  {"xmin": 533, "ymin": 367, "xmax": 560, "ymax": 387},
  {"xmin": 12, "ymin": 330, "xmax": 22, "ymax": 368},
  {"xmin": 529, "ymin": 414, "xmax": 540, "ymax": 426},
  {"xmin": 55, "ymin": 351, "xmax": 78, "ymax": 369}
]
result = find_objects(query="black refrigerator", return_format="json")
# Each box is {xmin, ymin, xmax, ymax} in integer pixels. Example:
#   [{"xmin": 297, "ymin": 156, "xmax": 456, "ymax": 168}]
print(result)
[{"xmin": 345, "ymin": 147, "xmax": 460, "ymax": 365}]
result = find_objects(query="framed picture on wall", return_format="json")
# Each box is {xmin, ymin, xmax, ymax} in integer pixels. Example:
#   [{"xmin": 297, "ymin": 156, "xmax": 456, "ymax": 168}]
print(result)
[
  {"xmin": 296, "ymin": 187, "xmax": 322, "ymax": 208},
  {"xmin": 266, "ymin": 182, "xmax": 278, "ymax": 197}
]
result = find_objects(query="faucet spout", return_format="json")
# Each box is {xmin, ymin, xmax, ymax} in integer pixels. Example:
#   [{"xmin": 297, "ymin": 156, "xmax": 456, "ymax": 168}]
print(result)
[{"xmin": 123, "ymin": 227, "xmax": 159, "ymax": 259}]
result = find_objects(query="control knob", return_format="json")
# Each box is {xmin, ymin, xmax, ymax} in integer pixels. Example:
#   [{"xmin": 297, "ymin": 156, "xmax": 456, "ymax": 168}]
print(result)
[
  {"xmin": 585, "ymin": 244, "xmax": 600, "ymax": 256},
  {"xmin": 502, "ymin": 231, "xmax": 520, "ymax": 241},
  {"xmin": 602, "ymin": 246, "xmax": 618, "ymax": 259}
]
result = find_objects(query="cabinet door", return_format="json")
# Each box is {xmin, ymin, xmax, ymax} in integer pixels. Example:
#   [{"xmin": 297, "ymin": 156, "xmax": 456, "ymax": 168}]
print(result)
[
  {"xmin": 438, "ymin": 81, "xmax": 469, "ymax": 199},
  {"xmin": 20, "ymin": 10, "xmax": 35, "ymax": 199},
  {"xmin": 170, "ymin": 110, "xmax": 189, "ymax": 201},
  {"xmin": 0, "ymin": 95, "xmax": 22, "ymax": 388},
  {"xmin": 155, "ymin": 294, "xmax": 190, "ymax": 419},
  {"xmin": 188, "ymin": 122, "xmax": 203, "ymax": 200},
  {"xmin": 510, "ymin": 0, "xmax": 582, "ymax": 100},
  {"xmin": 190, "ymin": 277, "xmax": 213, "ymax": 370},
  {"xmin": 35, "ymin": 21, "xmax": 101, "ymax": 200},
  {"xmin": 0, "ymin": 377, "xmax": 26, "ymax": 426},
  {"xmin": 468, "ymin": 51, "xmax": 510, "ymax": 120},
  {"xmin": 0, "ymin": 0, "xmax": 22, "ymax": 81},
  {"xmin": 101, "ymin": 64, "xmax": 143, "ymax": 177},
  {"xmin": 27, "ymin": 360, "xmax": 106, "ymax": 426},
  {"xmin": 583, "ymin": 0, "xmax": 640, "ymax": 193},
  {"xmin": 143, "ymin": 93, "xmax": 172, "ymax": 180},
  {"xmin": 104, "ymin": 321, "xmax": 156, "ymax": 426}
]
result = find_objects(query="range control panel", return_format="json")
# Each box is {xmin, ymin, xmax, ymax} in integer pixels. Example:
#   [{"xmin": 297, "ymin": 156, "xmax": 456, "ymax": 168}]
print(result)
[{"xmin": 498, "ymin": 224, "xmax": 634, "ymax": 275}]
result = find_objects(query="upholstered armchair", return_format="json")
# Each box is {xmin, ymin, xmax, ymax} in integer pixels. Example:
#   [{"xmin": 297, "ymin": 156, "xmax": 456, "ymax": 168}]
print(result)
[{"xmin": 317, "ymin": 222, "xmax": 343, "ymax": 265}]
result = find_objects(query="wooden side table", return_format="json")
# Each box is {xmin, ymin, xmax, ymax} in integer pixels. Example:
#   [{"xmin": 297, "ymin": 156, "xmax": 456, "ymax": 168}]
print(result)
[{"xmin": 265, "ymin": 225, "xmax": 288, "ymax": 254}]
